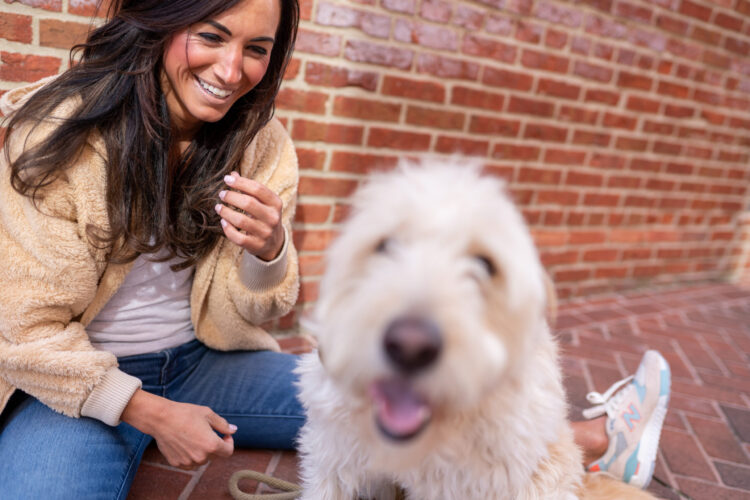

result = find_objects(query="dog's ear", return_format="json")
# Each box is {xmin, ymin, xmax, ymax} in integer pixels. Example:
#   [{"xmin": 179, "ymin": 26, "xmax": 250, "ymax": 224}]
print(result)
[{"xmin": 543, "ymin": 271, "xmax": 557, "ymax": 327}]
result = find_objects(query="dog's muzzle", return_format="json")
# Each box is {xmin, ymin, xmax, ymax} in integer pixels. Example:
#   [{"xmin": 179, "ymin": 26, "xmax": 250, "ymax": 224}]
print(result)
[{"xmin": 368, "ymin": 316, "xmax": 442, "ymax": 442}]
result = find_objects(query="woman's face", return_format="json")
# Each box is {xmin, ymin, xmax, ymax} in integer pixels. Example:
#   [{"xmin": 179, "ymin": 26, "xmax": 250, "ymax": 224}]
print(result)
[{"xmin": 161, "ymin": 0, "xmax": 281, "ymax": 136}]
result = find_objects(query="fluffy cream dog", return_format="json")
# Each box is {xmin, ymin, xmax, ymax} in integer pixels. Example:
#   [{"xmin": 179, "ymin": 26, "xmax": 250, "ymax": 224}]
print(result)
[{"xmin": 296, "ymin": 161, "xmax": 657, "ymax": 500}]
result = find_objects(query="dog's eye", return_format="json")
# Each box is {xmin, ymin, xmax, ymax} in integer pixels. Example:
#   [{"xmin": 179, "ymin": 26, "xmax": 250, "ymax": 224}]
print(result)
[
  {"xmin": 375, "ymin": 238, "xmax": 391, "ymax": 253},
  {"xmin": 474, "ymin": 255, "xmax": 497, "ymax": 277}
]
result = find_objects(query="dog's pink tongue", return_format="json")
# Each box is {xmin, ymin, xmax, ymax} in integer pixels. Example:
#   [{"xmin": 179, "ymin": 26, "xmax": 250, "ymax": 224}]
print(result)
[{"xmin": 370, "ymin": 379, "xmax": 431, "ymax": 440}]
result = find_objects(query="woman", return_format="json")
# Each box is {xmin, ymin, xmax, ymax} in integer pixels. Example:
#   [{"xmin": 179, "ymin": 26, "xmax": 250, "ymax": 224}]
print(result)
[{"xmin": 0, "ymin": 0, "xmax": 301, "ymax": 497}]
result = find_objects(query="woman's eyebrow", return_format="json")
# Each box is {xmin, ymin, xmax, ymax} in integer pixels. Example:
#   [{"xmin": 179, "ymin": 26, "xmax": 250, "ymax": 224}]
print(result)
[{"xmin": 205, "ymin": 19, "xmax": 276, "ymax": 43}]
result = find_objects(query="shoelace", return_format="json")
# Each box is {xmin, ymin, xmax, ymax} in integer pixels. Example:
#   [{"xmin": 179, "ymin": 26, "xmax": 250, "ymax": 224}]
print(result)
[{"xmin": 582, "ymin": 375, "xmax": 633, "ymax": 420}]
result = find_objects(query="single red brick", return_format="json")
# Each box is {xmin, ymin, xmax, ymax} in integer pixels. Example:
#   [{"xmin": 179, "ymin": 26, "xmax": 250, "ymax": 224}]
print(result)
[
  {"xmin": 453, "ymin": 6, "xmax": 485, "ymax": 30},
  {"xmin": 333, "ymin": 96, "xmax": 401, "ymax": 122},
  {"xmin": 518, "ymin": 166, "xmax": 562, "ymax": 184},
  {"xmin": 382, "ymin": 76, "xmax": 445, "ymax": 102},
  {"xmin": 0, "ymin": 52, "xmax": 61, "ymax": 82},
  {"xmin": 492, "ymin": 142, "xmax": 541, "ymax": 161},
  {"xmin": 573, "ymin": 130, "xmax": 610, "ymax": 147},
  {"xmin": 521, "ymin": 49, "xmax": 569, "ymax": 73},
  {"xmin": 367, "ymin": 127, "xmax": 431, "ymax": 151},
  {"xmin": 544, "ymin": 28, "xmax": 568, "ymax": 50},
  {"xmin": 283, "ymin": 58, "xmax": 301, "ymax": 80},
  {"xmin": 0, "ymin": 13, "xmax": 32, "ymax": 43},
  {"xmin": 13, "ymin": 0, "xmax": 61, "ymax": 11},
  {"xmin": 680, "ymin": 0, "xmax": 712, "ymax": 21},
  {"xmin": 382, "ymin": 0, "xmax": 416, "ymax": 14},
  {"xmin": 296, "ymin": 148, "xmax": 327, "ymax": 171},
  {"xmin": 420, "ymin": 0, "xmax": 453, "ymax": 22},
  {"xmin": 276, "ymin": 88, "xmax": 328, "ymax": 114},
  {"xmin": 626, "ymin": 95, "xmax": 660, "ymax": 113},
  {"xmin": 615, "ymin": 136, "xmax": 648, "ymax": 151},
  {"xmin": 293, "ymin": 230, "xmax": 337, "ymax": 252},
  {"xmin": 297, "ymin": 280, "xmax": 319, "ymax": 303},
  {"xmin": 524, "ymin": 123, "xmax": 567, "ymax": 142},
  {"xmin": 656, "ymin": 14, "xmax": 689, "ymax": 35},
  {"xmin": 299, "ymin": 176, "xmax": 359, "ymax": 198},
  {"xmin": 406, "ymin": 106, "xmax": 465, "ymax": 130},
  {"xmin": 304, "ymin": 62, "xmax": 377, "ymax": 91},
  {"xmin": 537, "ymin": 189, "xmax": 580, "ymax": 206},
  {"xmin": 603, "ymin": 112, "xmax": 637, "ymax": 130},
  {"xmin": 654, "ymin": 141, "xmax": 682, "ymax": 155},
  {"xmin": 462, "ymin": 34, "xmax": 517, "ymax": 63},
  {"xmin": 555, "ymin": 269, "xmax": 591, "ymax": 282},
  {"xmin": 330, "ymin": 151, "xmax": 399, "ymax": 175},
  {"xmin": 451, "ymin": 86, "xmax": 504, "ymax": 111},
  {"xmin": 295, "ymin": 28, "xmax": 341, "ymax": 57},
  {"xmin": 417, "ymin": 53, "xmax": 479, "ymax": 80},
  {"xmin": 469, "ymin": 115, "xmax": 520, "ymax": 136},
  {"xmin": 643, "ymin": 120, "xmax": 674, "ymax": 134},
  {"xmin": 292, "ymin": 119, "xmax": 363, "ymax": 145},
  {"xmin": 345, "ymin": 40, "xmax": 413, "ymax": 69},
  {"xmin": 544, "ymin": 148, "xmax": 587, "ymax": 165},
  {"xmin": 714, "ymin": 12, "xmax": 743, "ymax": 31},
  {"xmin": 538, "ymin": 78, "xmax": 581, "ymax": 100},
  {"xmin": 574, "ymin": 61, "xmax": 613, "ymax": 82},
  {"xmin": 482, "ymin": 67, "xmax": 533, "ymax": 91},
  {"xmin": 657, "ymin": 80, "xmax": 690, "ymax": 98},
  {"xmin": 584, "ymin": 88, "xmax": 620, "ymax": 105},
  {"xmin": 395, "ymin": 19, "xmax": 459, "ymax": 51},
  {"xmin": 69, "ymin": 0, "xmax": 111, "ymax": 16},
  {"xmin": 617, "ymin": 70, "xmax": 653, "ymax": 90},
  {"xmin": 507, "ymin": 96, "xmax": 554, "ymax": 117},
  {"xmin": 295, "ymin": 204, "xmax": 331, "ymax": 224},
  {"xmin": 560, "ymin": 106, "xmax": 599, "ymax": 124},
  {"xmin": 664, "ymin": 104, "xmax": 694, "ymax": 118},
  {"xmin": 690, "ymin": 25, "xmax": 722, "ymax": 45},
  {"xmin": 435, "ymin": 136, "xmax": 489, "ymax": 156},
  {"xmin": 515, "ymin": 20, "xmax": 543, "ymax": 43},
  {"xmin": 566, "ymin": 170, "xmax": 604, "ymax": 187}
]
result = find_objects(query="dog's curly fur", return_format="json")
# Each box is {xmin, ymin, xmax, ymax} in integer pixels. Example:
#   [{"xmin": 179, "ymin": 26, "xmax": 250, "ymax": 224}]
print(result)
[{"xmin": 296, "ymin": 161, "xmax": 658, "ymax": 500}]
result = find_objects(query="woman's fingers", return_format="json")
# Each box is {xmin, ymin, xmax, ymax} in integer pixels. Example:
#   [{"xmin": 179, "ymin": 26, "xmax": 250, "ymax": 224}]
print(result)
[{"xmin": 223, "ymin": 172, "xmax": 281, "ymax": 211}]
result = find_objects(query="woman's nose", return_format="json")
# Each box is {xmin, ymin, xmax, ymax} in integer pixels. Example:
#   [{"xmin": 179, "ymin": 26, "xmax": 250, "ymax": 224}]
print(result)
[{"xmin": 215, "ymin": 45, "xmax": 243, "ymax": 85}]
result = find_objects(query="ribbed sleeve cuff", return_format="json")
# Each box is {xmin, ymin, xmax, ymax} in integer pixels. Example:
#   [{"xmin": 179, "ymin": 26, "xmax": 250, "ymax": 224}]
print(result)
[
  {"xmin": 80, "ymin": 367, "xmax": 142, "ymax": 426},
  {"xmin": 239, "ymin": 227, "xmax": 289, "ymax": 292}
]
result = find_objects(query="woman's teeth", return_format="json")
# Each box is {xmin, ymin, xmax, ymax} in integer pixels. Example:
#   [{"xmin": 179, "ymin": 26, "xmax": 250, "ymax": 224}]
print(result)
[{"xmin": 198, "ymin": 78, "xmax": 232, "ymax": 98}]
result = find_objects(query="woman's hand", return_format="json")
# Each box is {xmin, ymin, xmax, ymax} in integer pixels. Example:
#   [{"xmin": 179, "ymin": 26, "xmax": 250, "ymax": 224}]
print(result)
[
  {"xmin": 121, "ymin": 389, "xmax": 235, "ymax": 469},
  {"xmin": 216, "ymin": 172, "xmax": 285, "ymax": 261}
]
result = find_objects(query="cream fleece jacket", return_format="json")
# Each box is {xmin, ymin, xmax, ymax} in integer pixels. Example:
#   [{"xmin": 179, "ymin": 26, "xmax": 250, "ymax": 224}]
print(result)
[{"xmin": 0, "ymin": 80, "xmax": 300, "ymax": 426}]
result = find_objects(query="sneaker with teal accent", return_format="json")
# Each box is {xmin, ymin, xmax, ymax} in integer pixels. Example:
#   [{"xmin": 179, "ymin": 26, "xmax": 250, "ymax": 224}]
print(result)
[{"xmin": 583, "ymin": 350, "xmax": 671, "ymax": 489}]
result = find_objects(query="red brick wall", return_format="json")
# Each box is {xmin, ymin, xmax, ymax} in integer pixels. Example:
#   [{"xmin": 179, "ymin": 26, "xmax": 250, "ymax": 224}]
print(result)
[{"xmin": 2, "ymin": 0, "xmax": 750, "ymax": 326}]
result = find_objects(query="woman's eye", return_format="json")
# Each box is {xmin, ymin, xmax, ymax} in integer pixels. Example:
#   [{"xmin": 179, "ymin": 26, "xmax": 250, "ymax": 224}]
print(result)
[
  {"xmin": 247, "ymin": 46, "xmax": 268, "ymax": 56},
  {"xmin": 198, "ymin": 32, "xmax": 222, "ymax": 43}
]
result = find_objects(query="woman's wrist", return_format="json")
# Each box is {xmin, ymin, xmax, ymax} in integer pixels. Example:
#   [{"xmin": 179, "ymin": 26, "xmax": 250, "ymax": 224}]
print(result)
[{"xmin": 121, "ymin": 389, "xmax": 167, "ymax": 435}]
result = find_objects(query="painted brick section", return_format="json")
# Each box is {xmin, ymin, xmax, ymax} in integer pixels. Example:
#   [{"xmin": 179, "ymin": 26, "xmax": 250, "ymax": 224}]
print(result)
[{"xmin": 2, "ymin": 0, "xmax": 750, "ymax": 311}]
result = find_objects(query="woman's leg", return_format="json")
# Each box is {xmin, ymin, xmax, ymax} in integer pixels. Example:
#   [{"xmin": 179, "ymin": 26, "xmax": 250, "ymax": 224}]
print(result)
[
  {"xmin": 0, "ymin": 392, "xmax": 152, "ymax": 499},
  {"xmin": 571, "ymin": 417, "xmax": 608, "ymax": 465},
  {"xmin": 167, "ymin": 347, "xmax": 305, "ymax": 449}
]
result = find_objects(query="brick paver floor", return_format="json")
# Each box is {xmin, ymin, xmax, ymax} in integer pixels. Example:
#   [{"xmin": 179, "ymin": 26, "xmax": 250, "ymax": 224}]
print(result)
[{"xmin": 128, "ymin": 282, "xmax": 750, "ymax": 500}]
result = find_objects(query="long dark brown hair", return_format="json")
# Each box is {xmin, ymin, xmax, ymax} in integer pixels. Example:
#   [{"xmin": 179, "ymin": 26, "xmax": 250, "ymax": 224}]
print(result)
[{"xmin": 5, "ymin": 0, "xmax": 298, "ymax": 270}]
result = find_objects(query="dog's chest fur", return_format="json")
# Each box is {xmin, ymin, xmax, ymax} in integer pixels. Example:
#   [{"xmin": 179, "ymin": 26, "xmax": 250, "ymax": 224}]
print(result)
[{"xmin": 297, "ymin": 332, "xmax": 584, "ymax": 500}]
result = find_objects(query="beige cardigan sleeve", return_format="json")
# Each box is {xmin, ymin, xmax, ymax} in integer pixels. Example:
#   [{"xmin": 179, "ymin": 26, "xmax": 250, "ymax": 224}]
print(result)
[
  {"xmin": 202, "ymin": 119, "xmax": 300, "ymax": 334},
  {"xmin": 0, "ymin": 122, "xmax": 134, "ymax": 420}
]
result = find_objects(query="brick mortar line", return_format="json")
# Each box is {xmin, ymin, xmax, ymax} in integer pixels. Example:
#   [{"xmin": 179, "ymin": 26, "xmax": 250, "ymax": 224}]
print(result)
[{"xmin": 177, "ymin": 462, "xmax": 210, "ymax": 500}]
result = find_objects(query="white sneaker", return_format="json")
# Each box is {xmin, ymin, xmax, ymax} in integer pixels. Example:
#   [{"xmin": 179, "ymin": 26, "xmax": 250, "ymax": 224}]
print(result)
[{"xmin": 583, "ymin": 350, "xmax": 671, "ymax": 489}]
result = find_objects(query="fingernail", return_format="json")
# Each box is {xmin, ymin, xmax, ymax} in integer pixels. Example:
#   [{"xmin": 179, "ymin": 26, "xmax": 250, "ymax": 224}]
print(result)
[
  {"xmin": 229, "ymin": 424, "xmax": 238, "ymax": 432},
  {"xmin": 221, "ymin": 219, "xmax": 228, "ymax": 228},
  {"xmin": 219, "ymin": 190, "xmax": 227, "ymax": 200},
  {"xmin": 224, "ymin": 175, "xmax": 235, "ymax": 185},
  {"xmin": 214, "ymin": 203, "xmax": 222, "ymax": 214}
]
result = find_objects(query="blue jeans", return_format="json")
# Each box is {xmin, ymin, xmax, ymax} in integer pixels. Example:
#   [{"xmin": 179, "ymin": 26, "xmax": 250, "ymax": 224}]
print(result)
[{"xmin": 0, "ymin": 340, "xmax": 304, "ymax": 499}]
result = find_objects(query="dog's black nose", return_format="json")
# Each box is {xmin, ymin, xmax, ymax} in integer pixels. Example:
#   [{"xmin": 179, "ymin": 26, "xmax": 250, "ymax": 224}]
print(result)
[{"xmin": 383, "ymin": 316, "xmax": 442, "ymax": 374}]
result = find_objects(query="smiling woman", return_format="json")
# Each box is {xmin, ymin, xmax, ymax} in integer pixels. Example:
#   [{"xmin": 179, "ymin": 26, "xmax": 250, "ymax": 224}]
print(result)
[{"xmin": 0, "ymin": 0, "xmax": 302, "ymax": 498}]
